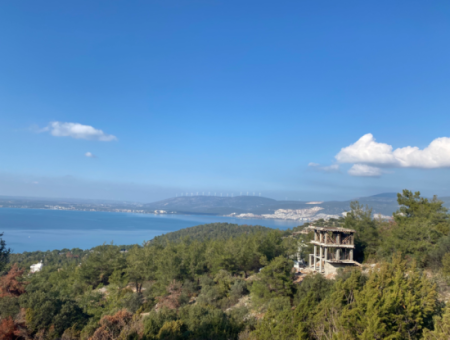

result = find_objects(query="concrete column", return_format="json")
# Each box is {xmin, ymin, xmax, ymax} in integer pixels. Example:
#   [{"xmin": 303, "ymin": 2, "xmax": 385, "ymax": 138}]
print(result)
[
  {"xmin": 350, "ymin": 249, "xmax": 354, "ymax": 261},
  {"xmin": 336, "ymin": 249, "xmax": 340, "ymax": 261},
  {"xmin": 313, "ymin": 246, "xmax": 317, "ymax": 271},
  {"xmin": 324, "ymin": 247, "xmax": 328, "ymax": 261},
  {"xmin": 336, "ymin": 233, "xmax": 341, "ymax": 245},
  {"xmin": 319, "ymin": 247, "xmax": 323, "ymax": 273},
  {"xmin": 314, "ymin": 231, "xmax": 317, "ymax": 241},
  {"xmin": 319, "ymin": 232, "xmax": 323, "ymax": 243},
  {"xmin": 324, "ymin": 233, "xmax": 327, "ymax": 244}
]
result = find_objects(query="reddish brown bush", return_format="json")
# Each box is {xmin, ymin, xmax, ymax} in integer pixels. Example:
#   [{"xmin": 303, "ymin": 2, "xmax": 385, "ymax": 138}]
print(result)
[
  {"xmin": 0, "ymin": 264, "xmax": 27, "ymax": 298},
  {"xmin": 0, "ymin": 317, "xmax": 29, "ymax": 340},
  {"xmin": 90, "ymin": 309, "xmax": 133, "ymax": 340},
  {"xmin": 0, "ymin": 317, "xmax": 16, "ymax": 340}
]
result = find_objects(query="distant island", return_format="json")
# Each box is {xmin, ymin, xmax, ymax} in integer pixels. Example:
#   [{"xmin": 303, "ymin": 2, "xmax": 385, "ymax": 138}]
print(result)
[{"xmin": 2, "ymin": 193, "xmax": 449, "ymax": 222}]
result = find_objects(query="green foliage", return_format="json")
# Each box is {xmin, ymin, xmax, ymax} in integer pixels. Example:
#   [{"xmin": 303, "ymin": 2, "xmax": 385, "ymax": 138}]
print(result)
[
  {"xmin": 9, "ymin": 247, "xmax": 90, "ymax": 272},
  {"xmin": 423, "ymin": 304, "xmax": 450, "ymax": 340},
  {"xmin": 293, "ymin": 273, "xmax": 334, "ymax": 306},
  {"xmin": 250, "ymin": 256, "xmax": 295, "ymax": 308},
  {"xmin": 442, "ymin": 253, "xmax": 450, "ymax": 280},
  {"xmin": 157, "ymin": 320, "xmax": 187, "ymax": 340},
  {"xmin": 143, "ymin": 304, "xmax": 246, "ymax": 340},
  {"xmin": 143, "ymin": 308, "xmax": 178, "ymax": 339},
  {"xmin": 344, "ymin": 201, "xmax": 379, "ymax": 262},
  {"xmin": 151, "ymin": 223, "xmax": 272, "ymax": 244},
  {"xmin": 310, "ymin": 255, "xmax": 437, "ymax": 339},
  {"xmin": 21, "ymin": 291, "xmax": 89, "ymax": 335},
  {"xmin": 178, "ymin": 304, "xmax": 246, "ymax": 340},
  {"xmin": 5, "ymin": 200, "xmax": 450, "ymax": 340},
  {"xmin": 229, "ymin": 280, "xmax": 248, "ymax": 301},
  {"xmin": 0, "ymin": 295, "xmax": 20, "ymax": 318},
  {"xmin": 78, "ymin": 244, "xmax": 127, "ymax": 288},
  {"xmin": 379, "ymin": 190, "xmax": 450, "ymax": 265},
  {"xmin": 252, "ymin": 254, "xmax": 439, "ymax": 340},
  {"xmin": 251, "ymin": 307, "xmax": 299, "ymax": 340},
  {"xmin": 427, "ymin": 234, "xmax": 450, "ymax": 270},
  {"xmin": 126, "ymin": 245, "xmax": 155, "ymax": 293},
  {"xmin": 252, "ymin": 273, "xmax": 335, "ymax": 340},
  {"xmin": 0, "ymin": 232, "xmax": 11, "ymax": 274}
]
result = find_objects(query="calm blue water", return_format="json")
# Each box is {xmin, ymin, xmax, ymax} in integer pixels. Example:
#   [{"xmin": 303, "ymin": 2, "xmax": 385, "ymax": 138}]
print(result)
[{"xmin": 0, "ymin": 208, "xmax": 301, "ymax": 253}]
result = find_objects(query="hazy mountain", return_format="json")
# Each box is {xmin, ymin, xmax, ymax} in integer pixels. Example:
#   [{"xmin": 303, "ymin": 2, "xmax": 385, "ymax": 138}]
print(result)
[
  {"xmin": 143, "ymin": 196, "xmax": 280, "ymax": 215},
  {"xmin": 144, "ymin": 193, "xmax": 450, "ymax": 217},
  {"xmin": 143, "ymin": 193, "xmax": 399, "ymax": 216},
  {"xmin": 2, "ymin": 193, "xmax": 449, "ymax": 219}
]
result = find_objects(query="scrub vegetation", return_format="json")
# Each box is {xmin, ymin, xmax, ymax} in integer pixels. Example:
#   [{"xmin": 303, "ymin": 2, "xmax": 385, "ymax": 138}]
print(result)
[{"xmin": 2, "ymin": 190, "xmax": 450, "ymax": 339}]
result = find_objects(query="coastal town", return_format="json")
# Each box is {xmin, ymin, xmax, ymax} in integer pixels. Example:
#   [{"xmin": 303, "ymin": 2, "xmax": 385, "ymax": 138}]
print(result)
[{"xmin": 227, "ymin": 207, "xmax": 342, "ymax": 222}]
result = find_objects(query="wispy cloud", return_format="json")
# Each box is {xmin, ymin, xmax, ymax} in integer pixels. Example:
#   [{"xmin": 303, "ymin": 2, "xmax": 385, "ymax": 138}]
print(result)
[
  {"xmin": 85, "ymin": 152, "xmax": 97, "ymax": 158},
  {"xmin": 335, "ymin": 133, "xmax": 450, "ymax": 177},
  {"xmin": 40, "ymin": 122, "xmax": 117, "ymax": 141},
  {"xmin": 308, "ymin": 163, "xmax": 340, "ymax": 173},
  {"xmin": 348, "ymin": 164, "xmax": 382, "ymax": 177}
]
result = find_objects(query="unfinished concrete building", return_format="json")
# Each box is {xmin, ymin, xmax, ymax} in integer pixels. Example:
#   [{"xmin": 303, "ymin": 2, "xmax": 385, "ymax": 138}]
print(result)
[{"xmin": 309, "ymin": 226, "xmax": 360, "ymax": 275}]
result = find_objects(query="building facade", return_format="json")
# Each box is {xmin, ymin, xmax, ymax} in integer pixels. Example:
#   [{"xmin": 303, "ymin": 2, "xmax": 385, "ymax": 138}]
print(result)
[{"xmin": 309, "ymin": 226, "xmax": 360, "ymax": 275}]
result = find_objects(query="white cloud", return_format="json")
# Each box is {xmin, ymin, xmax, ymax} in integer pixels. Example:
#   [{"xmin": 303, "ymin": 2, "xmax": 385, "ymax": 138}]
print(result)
[
  {"xmin": 336, "ymin": 133, "xmax": 450, "ymax": 169},
  {"xmin": 321, "ymin": 164, "xmax": 340, "ymax": 172},
  {"xmin": 348, "ymin": 164, "xmax": 382, "ymax": 177},
  {"xmin": 41, "ymin": 122, "xmax": 117, "ymax": 141},
  {"xmin": 336, "ymin": 134, "xmax": 396, "ymax": 165},
  {"xmin": 308, "ymin": 162, "xmax": 339, "ymax": 173},
  {"xmin": 85, "ymin": 152, "xmax": 96, "ymax": 158}
]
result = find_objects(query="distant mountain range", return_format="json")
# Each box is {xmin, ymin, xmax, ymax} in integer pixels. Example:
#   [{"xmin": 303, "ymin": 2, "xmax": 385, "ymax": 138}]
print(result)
[
  {"xmin": 144, "ymin": 193, "xmax": 450, "ymax": 217},
  {"xmin": 2, "ymin": 193, "xmax": 450, "ymax": 220}
]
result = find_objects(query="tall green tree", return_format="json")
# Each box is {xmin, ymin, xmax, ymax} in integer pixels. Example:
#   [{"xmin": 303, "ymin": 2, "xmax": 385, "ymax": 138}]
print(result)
[
  {"xmin": 310, "ymin": 254, "xmax": 437, "ymax": 340},
  {"xmin": 78, "ymin": 244, "xmax": 127, "ymax": 288},
  {"xmin": 344, "ymin": 201, "xmax": 379, "ymax": 262},
  {"xmin": 380, "ymin": 190, "xmax": 450, "ymax": 265},
  {"xmin": 0, "ymin": 233, "xmax": 10, "ymax": 274},
  {"xmin": 250, "ymin": 256, "xmax": 294, "ymax": 308}
]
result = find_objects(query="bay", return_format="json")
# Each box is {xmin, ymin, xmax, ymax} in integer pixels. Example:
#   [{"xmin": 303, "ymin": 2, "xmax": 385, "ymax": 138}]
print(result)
[{"xmin": 0, "ymin": 208, "xmax": 302, "ymax": 253}]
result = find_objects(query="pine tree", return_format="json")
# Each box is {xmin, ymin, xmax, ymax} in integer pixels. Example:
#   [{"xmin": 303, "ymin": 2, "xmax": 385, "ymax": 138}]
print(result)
[
  {"xmin": 423, "ymin": 303, "xmax": 450, "ymax": 340},
  {"xmin": 0, "ymin": 233, "xmax": 11, "ymax": 274},
  {"xmin": 344, "ymin": 201, "xmax": 379, "ymax": 262},
  {"xmin": 342, "ymin": 254, "xmax": 436, "ymax": 339},
  {"xmin": 250, "ymin": 256, "xmax": 294, "ymax": 307}
]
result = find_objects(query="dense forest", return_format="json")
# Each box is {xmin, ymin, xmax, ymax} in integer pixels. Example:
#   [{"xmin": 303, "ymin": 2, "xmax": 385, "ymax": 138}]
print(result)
[
  {"xmin": 2, "ymin": 190, "xmax": 450, "ymax": 339},
  {"xmin": 150, "ymin": 223, "xmax": 273, "ymax": 244}
]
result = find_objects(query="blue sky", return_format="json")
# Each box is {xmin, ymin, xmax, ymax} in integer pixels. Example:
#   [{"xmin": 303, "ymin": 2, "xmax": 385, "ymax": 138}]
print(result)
[{"xmin": 1, "ymin": 0, "xmax": 450, "ymax": 202}]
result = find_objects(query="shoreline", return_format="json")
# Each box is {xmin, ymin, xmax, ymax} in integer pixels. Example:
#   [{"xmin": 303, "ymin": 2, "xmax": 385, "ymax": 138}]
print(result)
[{"xmin": 0, "ymin": 206, "xmax": 313, "ymax": 222}]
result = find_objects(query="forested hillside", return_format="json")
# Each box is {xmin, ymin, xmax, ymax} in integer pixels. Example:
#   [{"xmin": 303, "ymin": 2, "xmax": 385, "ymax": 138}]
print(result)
[
  {"xmin": 2, "ymin": 190, "xmax": 450, "ymax": 339},
  {"xmin": 151, "ymin": 223, "xmax": 274, "ymax": 244}
]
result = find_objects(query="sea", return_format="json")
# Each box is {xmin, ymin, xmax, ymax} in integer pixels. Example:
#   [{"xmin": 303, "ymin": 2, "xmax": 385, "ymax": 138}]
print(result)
[{"xmin": 0, "ymin": 208, "xmax": 302, "ymax": 253}]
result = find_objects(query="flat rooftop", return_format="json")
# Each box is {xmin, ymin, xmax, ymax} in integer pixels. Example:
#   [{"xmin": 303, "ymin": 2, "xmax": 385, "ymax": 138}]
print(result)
[{"xmin": 312, "ymin": 226, "xmax": 355, "ymax": 233}]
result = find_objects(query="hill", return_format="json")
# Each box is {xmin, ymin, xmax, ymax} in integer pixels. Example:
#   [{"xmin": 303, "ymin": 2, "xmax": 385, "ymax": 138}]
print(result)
[
  {"xmin": 150, "ymin": 222, "xmax": 273, "ymax": 243},
  {"xmin": 143, "ymin": 196, "xmax": 279, "ymax": 215},
  {"xmin": 144, "ymin": 192, "xmax": 450, "ymax": 219},
  {"xmin": 144, "ymin": 193, "xmax": 406, "ymax": 217},
  {"xmin": 3, "ymin": 190, "xmax": 449, "ymax": 340},
  {"xmin": 2, "ymin": 192, "xmax": 449, "ymax": 221}
]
